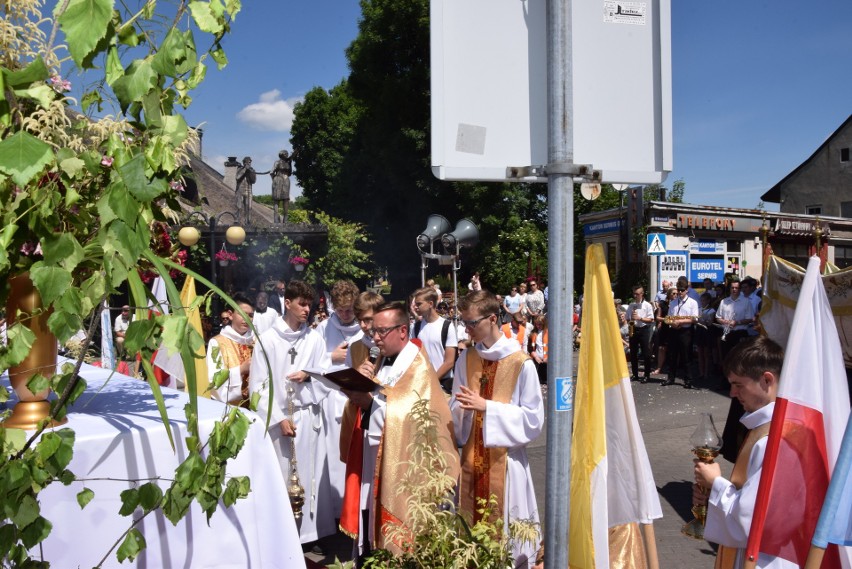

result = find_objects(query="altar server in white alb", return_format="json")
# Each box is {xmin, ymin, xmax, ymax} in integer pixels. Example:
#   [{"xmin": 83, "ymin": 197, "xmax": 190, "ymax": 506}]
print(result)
[
  {"xmin": 315, "ymin": 279, "xmax": 362, "ymax": 517},
  {"xmin": 206, "ymin": 294, "xmax": 254, "ymax": 406},
  {"xmin": 450, "ymin": 290, "xmax": 544, "ymax": 568},
  {"xmin": 251, "ymin": 290, "xmax": 280, "ymax": 335},
  {"xmin": 694, "ymin": 336, "xmax": 796, "ymax": 569},
  {"xmin": 249, "ymin": 280, "xmax": 335, "ymax": 544}
]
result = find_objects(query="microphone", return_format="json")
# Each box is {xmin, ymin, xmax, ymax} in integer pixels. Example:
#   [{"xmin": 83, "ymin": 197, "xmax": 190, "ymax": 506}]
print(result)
[{"xmin": 368, "ymin": 346, "xmax": 380, "ymax": 364}]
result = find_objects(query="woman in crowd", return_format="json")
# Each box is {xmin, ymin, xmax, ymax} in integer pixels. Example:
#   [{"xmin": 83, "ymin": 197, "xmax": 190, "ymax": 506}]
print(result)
[{"xmin": 652, "ymin": 287, "xmax": 677, "ymax": 375}]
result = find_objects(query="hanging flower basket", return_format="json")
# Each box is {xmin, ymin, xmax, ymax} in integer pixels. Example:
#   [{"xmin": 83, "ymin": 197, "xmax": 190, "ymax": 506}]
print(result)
[
  {"xmin": 290, "ymin": 256, "xmax": 310, "ymax": 272},
  {"xmin": 215, "ymin": 247, "xmax": 238, "ymax": 267}
]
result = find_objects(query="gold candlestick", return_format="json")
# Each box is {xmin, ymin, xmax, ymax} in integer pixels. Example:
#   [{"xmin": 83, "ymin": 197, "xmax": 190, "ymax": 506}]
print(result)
[{"xmin": 682, "ymin": 413, "xmax": 722, "ymax": 540}]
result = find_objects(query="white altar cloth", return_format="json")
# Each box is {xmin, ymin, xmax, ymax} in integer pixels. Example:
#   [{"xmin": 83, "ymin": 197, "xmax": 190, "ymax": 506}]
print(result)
[{"xmin": 5, "ymin": 362, "xmax": 305, "ymax": 569}]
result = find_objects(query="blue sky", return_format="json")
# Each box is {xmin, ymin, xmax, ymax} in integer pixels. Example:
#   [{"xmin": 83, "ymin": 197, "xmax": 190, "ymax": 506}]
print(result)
[{"xmin": 182, "ymin": 0, "xmax": 852, "ymax": 211}]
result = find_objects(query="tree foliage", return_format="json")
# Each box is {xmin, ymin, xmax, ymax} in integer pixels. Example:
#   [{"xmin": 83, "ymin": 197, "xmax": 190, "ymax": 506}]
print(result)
[{"xmin": 288, "ymin": 209, "xmax": 375, "ymax": 285}]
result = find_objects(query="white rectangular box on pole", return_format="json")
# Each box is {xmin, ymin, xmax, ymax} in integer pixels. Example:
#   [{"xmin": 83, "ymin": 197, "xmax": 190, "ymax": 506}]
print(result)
[{"xmin": 430, "ymin": 0, "xmax": 672, "ymax": 184}]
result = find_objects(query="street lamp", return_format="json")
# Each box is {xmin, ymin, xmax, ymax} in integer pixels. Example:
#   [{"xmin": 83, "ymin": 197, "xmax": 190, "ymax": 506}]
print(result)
[{"xmin": 179, "ymin": 211, "xmax": 245, "ymax": 323}]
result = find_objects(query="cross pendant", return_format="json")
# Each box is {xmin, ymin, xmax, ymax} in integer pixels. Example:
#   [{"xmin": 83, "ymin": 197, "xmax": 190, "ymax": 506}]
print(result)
[{"xmin": 288, "ymin": 346, "xmax": 297, "ymax": 365}]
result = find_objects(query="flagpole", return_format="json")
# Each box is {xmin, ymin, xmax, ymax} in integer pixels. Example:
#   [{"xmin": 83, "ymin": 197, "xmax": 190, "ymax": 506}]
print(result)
[
  {"xmin": 544, "ymin": 0, "xmax": 574, "ymax": 563},
  {"xmin": 803, "ymin": 547, "xmax": 826, "ymax": 569},
  {"xmin": 641, "ymin": 523, "xmax": 660, "ymax": 569}
]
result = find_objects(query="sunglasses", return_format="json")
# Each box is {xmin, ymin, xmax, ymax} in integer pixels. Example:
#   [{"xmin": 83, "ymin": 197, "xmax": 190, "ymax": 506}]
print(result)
[{"xmin": 462, "ymin": 314, "xmax": 493, "ymax": 329}]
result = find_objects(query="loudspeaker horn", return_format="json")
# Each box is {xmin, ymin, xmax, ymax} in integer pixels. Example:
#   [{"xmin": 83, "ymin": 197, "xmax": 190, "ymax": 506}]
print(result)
[
  {"xmin": 416, "ymin": 214, "xmax": 452, "ymax": 251},
  {"xmin": 442, "ymin": 218, "xmax": 479, "ymax": 252}
]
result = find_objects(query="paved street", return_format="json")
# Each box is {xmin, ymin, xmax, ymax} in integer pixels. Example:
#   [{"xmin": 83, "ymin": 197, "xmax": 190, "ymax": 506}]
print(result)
[
  {"xmin": 529, "ymin": 373, "xmax": 734, "ymax": 567},
  {"xmin": 307, "ymin": 365, "xmax": 736, "ymax": 567}
]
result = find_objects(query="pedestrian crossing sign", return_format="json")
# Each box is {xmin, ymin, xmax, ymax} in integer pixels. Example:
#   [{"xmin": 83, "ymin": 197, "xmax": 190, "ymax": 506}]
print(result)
[{"xmin": 647, "ymin": 233, "xmax": 666, "ymax": 255}]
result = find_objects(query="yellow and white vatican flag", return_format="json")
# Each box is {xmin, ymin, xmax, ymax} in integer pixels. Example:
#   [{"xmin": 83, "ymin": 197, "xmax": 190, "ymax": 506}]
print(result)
[
  {"xmin": 152, "ymin": 276, "xmax": 209, "ymax": 397},
  {"xmin": 570, "ymin": 244, "xmax": 663, "ymax": 569}
]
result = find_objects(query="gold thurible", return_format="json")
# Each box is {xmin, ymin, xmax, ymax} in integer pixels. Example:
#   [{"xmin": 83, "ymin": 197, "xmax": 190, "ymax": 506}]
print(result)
[{"xmin": 286, "ymin": 381, "xmax": 305, "ymax": 524}]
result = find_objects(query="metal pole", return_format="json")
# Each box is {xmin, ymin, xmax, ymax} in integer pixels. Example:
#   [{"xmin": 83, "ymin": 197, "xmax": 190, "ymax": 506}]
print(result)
[
  {"xmin": 210, "ymin": 216, "xmax": 218, "ymax": 317},
  {"xmin": 544, "ymin": 0, "xmax": 574, "ymax": 565}
]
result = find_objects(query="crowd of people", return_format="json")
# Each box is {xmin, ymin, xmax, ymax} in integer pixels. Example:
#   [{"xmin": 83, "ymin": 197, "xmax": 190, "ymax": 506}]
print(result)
[
  {"xmin": 110, "ymin": 266, "xmax": 773, "ymax": 567},
  {"xmin": 202, "ymin": 277, "xmax": 547, "ymax": 567},
  {"xmin": 610, "ymin": 274, "xmax": 763, "ymax": 393}
]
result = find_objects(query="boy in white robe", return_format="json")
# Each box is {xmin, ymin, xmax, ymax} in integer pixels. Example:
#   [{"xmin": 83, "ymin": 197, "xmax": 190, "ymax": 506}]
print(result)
[
  {"xmin": 248, "ymin": 280, "xmax": 334, "ymax": 544},
  {"xmin": 251, "ymin": 291, "xmax": 279, "ymax": 335},
  {"xmin": 206, "ymin": 294, "xmax": 254, "ymax": 405},
  {"xmin": 315, "ymin": 280, "xmax": 362, "ymax": 517},
  {"xmin": 694, "ymin": 336, "xmax": 796, "ymax": 569},
  {"xmin": 450, "ymin": 290, "xmax": 544, "ymax": 568}
]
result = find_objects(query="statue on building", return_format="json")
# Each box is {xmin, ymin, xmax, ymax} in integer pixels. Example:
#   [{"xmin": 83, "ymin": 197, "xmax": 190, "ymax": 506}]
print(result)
[
  {"xmin": 235, "ymin": 156, "xmax": 256, "ymax": 225},
  {"xmin": 270, "ymin": 150, "xmax": 293, "ymax": 224}
]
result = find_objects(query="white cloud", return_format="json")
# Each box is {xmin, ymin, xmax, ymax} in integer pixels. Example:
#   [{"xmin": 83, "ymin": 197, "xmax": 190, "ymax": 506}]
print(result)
[{"xmin": 236, "ymin": 90, "xmax": 303, "ymax": 132}]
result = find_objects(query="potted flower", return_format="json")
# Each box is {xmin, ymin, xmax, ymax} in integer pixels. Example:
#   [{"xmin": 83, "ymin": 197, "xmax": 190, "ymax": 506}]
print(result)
[
  {"xmin": 215, "ymin": 248, "xmax": 238, "ymax": 267},
  {"xmin": 290, "ymin": 255, "xmax": 310, "ymax": 272}
]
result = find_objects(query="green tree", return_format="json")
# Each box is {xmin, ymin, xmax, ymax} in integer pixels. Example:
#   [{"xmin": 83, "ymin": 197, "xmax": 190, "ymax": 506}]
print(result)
[
  {"xmin": 290, "ymin": 210, "xmax": 375, "ymax": 285},
  {"xmin": 289, "ymin": 83, "xmax": 362, "ymax": 208}
]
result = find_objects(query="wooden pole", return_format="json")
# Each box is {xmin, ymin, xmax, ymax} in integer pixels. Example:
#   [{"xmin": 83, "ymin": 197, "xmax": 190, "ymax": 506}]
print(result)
[
  {"xmin": 641, "ymin": 523, "xmax": 660, "ymax": 569},
  {"xmin": 803, "ymin": 545, "xmax": 827, "ymax": 569}
]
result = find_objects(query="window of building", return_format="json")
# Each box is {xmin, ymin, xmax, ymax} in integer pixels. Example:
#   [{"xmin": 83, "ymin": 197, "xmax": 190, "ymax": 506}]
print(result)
[
  {"xmin": 806, "ymin": 204, "xmax": 822, "ymax": 215},
  {"xmin": 773, "ymin": 242, "xmax": 811, "ymax": 269},
  {"xmin": 842, "ymin": 202, "xmax": 852, "ymax": 219},
  {"xmin": 834, "ymin": 246, "xmax": 852, "ymax": 269},
  {"xmin": 841, "ymin": 147, "xmax": 850, "ymax": 162},
  {"xmin": 606, "ymin": 241, "xmax": 617, "ymax": 277}
]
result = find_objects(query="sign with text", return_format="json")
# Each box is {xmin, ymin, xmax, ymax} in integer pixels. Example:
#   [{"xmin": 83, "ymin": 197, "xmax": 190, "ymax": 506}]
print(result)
[
  {"xmin": 658, "ymin": 251, "xmax": 687, "ymax": 285},
  {"xmin": 689, "ymin": 257, "xmax": 724, "ymax": 283},
  {"xmin": 584, "ymin": 218, "xmax": 623, "ymax": 236},
  {"xmin": 689, "ymin": 240, "xmax": 725, "ymax": 254}
]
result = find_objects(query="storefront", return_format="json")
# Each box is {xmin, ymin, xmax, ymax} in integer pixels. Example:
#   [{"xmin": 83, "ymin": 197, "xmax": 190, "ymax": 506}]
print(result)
[{"xmin": 580, "ymin": 200, "xmax": 852, "ymax": 298}]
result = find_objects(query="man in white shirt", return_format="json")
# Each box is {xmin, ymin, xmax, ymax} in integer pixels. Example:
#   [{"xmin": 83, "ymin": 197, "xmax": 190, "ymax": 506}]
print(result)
[
  {"xmin": 248, "ymin": 280, "xmax": 333, "ymax": 544},
  {"xmin": 206, "ymin": 295, "xmax": 254, "ymax": 405},
  {"xmin": 694, "ymin": 337, "xmax": 795, "ymax": 569},
  {"xmin": 654, "ymin": 280, "xmax": 672, "ymax": 309},
  {"xmin": 251, "ymin": 291, "xmax": 279, "ymax": 335},
  {"xmin": 740, "ymin": 277, "xmax": 761, "ymax": 336},
  {"xmin": 665, "ymin": 283, "xmax": 699, "ymax": 388},
  {"xmin": 626, "ymin": 285, "xmax": 655, "ymax": 383},
  {"xmin": 114, "ymin": 305, "xmax": 131, "ymax": 357},
  {"xmin": 715, "ymin": 280, "xmax": 755, "ymax": 358},
  {"xmin": 412, "ymin": 286, "xmax": 458, "ymax": 392}
]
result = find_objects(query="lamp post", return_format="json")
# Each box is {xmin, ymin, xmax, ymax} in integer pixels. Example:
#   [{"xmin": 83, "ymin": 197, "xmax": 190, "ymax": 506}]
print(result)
[{"xmin": 178, "ymin": 211, "xmax": 245, "ymax": 323}]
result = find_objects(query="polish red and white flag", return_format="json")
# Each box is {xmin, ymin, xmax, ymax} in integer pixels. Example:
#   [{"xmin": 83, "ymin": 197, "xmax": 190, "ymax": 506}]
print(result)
[{"xmin": 746, "ymin": 256, "xmax": 852, "ymax": 568}]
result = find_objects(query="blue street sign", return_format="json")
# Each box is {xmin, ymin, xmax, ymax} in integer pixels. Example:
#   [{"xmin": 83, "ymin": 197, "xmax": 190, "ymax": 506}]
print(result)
[{"xmin": 647, "ymin": 233, "xmax": 667, "ymax": 255}]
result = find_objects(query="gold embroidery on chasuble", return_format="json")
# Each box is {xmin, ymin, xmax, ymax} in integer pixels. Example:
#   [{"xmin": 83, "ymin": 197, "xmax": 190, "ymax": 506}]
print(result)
[
  {"xmin": 372, "ymin": 345, "xmax": 459, "ymax": 555},
  {"xmin": 460, "ymin": 348, "xmax": 527, "ymax": 524},
  {"xmin": 213, "ymin": 335, "xmax": 253, "ymax": 407}
]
